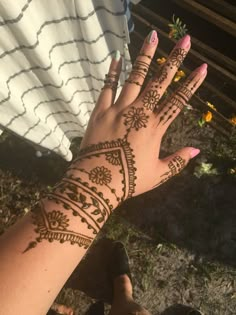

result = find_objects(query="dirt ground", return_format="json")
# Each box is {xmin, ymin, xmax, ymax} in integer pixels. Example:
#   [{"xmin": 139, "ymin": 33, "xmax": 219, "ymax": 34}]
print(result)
[{"xmin": 0, "ymin": 108, "xmax": 235, "ymax": 315}]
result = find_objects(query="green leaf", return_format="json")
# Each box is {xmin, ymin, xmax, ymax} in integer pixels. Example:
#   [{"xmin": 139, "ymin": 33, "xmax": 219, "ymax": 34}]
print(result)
[{"xmin": 198, "ymin": 119, "xmax": 205, "ymax": 127}]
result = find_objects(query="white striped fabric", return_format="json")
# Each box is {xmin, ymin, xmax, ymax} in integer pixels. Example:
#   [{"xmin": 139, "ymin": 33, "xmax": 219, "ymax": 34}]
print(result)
[{"xmin": 0, "ymin": 0, "xmax": 132, "ymax": 161}]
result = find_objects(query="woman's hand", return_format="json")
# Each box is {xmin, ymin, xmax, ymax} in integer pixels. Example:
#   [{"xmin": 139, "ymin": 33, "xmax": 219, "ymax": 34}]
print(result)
[
  {"xmin": 70, "ymin": 30, "xmax": 207, "ymax": 207},
  {"xmin": 0, "ymin": 31, "xmax": 207, "ymax": 315}
]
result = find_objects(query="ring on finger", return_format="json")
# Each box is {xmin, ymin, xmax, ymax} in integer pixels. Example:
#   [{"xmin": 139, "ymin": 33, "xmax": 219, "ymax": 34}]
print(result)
[{"xmin": 102, "ymin": 72, "xmax": 119, "ymax": 91}]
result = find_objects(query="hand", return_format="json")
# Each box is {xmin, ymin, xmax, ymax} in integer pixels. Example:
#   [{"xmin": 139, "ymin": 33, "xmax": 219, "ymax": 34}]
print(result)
[
  {"xmin": 0, "ymin": 31, "xmax": 207, "ymax": 315},
  {"xmin": 68, "ymin": 30, "xmax": 207, "ymax": 208}
]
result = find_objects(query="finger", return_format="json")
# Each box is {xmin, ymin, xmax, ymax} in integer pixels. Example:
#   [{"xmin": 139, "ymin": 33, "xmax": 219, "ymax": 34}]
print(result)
[
  {"xmin": 153, "ymin": 147, "xmax": 200, "ymax": 188},
  {"xmin": 136, "ymin": 35, "xmax": 191, "ymax": 112},
  {"xmin": 96, "ymin": 51, "xmax": 122, "ymax": 111},
  {"xmin": 156, "ymin": 63, "xmax": 208, "ymax": 133},
  {"xmin": 116, "ymin": 30, "xmax": 158, "ymax": 108}
]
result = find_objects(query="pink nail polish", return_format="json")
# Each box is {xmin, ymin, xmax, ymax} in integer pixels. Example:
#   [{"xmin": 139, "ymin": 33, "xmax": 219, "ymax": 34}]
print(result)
[
  {"xmin": 190, "ymin": 148, "xmax": 200, "ymax": 159},
  {"xmin": 198, "ymin": 63, "xmax": 208, "ymax": 75},
  {"xmin": 147, "ymin": 30, "xmax": 158, "ymax": 45},
  {"xmin": 176, "ymin": 34, "xmax": 191, "ymax": 49}
]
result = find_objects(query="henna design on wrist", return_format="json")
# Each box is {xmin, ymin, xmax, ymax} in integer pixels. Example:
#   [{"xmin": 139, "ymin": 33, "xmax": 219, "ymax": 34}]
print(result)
[
  {"xmin": 23, "ymin": 201, "xmax": 93, "ymax": 253},
  {"xmin": 24, "ymin": 104, "xmax": 150, "ymax": 252},
  {"xmin": 74, "ymin": 138, "xmax": 137, "ymax": 201},
  {"xmin": 153, "ymin": 156, "xmax": 185, "ymax": 188}
]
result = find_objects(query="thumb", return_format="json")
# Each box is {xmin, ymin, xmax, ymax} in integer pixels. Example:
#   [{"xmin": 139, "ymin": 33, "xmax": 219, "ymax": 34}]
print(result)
[
  {"xmin": 162, "ymin": 147, "xmax": 200, "ymax": 167},
  {"xmin": 155, "ymin": 147, "xmax": 200, "ymax": 188}
]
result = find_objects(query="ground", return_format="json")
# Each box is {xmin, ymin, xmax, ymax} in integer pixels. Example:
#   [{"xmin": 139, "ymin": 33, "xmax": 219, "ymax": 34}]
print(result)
[{"xmin": 0, "ymin": 109, "xmax": 235, "ymax": 315}]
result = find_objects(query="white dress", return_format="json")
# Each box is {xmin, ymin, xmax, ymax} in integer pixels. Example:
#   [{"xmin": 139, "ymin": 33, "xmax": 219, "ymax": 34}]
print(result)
[{"xmin": 0, "ymin": 0, "xmax": 132, "ymax": 161}]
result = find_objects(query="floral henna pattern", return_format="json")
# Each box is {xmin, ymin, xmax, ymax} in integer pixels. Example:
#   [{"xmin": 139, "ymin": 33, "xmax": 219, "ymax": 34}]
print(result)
[
  {"xmin": 89, "ymin": 166, "xmax": 112, "ymax": 185},
  {"xmin": 153, "ymin": 66, "xmax": 168, "ymax": 85},
  {"xmin": 47, "ymin": 210, "xmax": 69, "ymax": 230},
  {"xmin": 105, "ymin": 151, "xmax": 121, "ymax": 165},
  {"xmin": 142, "ymin": 90, "xmax": 160, "ymax": 111},
  {"xmin": 170, "ymin": 48, "xmax": 187, "ymax": 68},
  {"xmin": 123, "ymin": 107, "xmax": 149, "ymax": 131},
  {"xmin": 23, "ymin": 202, "xmax": 93, "ymax": 252}
]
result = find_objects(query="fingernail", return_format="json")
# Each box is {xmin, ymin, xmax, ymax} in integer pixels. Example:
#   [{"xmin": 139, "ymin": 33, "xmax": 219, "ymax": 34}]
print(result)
[
  {"xmin": 147, "ymin": 30, "xmax": 158, "ymax": 45},
  {"xmin": 176, "ymin": 34, "xmax": 191, "ymax": 49},
  {"xmin": 198, "ymin": 63, "xmax": 208, "ymax": 75},
  {"xmin": 190, "ymin": 148, "xmax": 200, "ymax": 159},
  {"xmin": 113, "ymin": 50, "xmax": 121, "ymax": 61}
]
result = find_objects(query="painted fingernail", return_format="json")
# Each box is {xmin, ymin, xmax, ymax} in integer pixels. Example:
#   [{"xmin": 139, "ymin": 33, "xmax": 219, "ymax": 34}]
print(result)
[
  {"xmin": 198, "ymin": 63, "xmax": 208, "ymax": 75},
  {"xmin": 190, "ymin": 148, "xmax": 200, "ymax": 159},
  {"xmin": 176, "ymin": 34, "xmax": 191, "ymax": 49},
  {"xmin": 113, "ymin": 50, "xmax": 121, "ymax": 61},
  {"xmin": 147, "ymin": 30, "xmax": 158, "ymax": 45}
]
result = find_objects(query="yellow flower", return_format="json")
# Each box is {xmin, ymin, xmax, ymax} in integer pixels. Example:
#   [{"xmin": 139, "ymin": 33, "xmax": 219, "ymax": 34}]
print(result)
[
  {"xmin": 229, "ymin": 168, "xmax": 236, "ymax": 174},
  {"xmin": 157, "ymin": 57, "xmax": 166, "ymax": 65},
  {"xmin": 206, "ymin": 101, "xmax": 216, "ymax": 111},
  {"xmin": 229, "ymin": 115, "xmax": 236, "ymax": 125},
  {"xmin": 174, "ymin": 70, "xmax": 186, "ymax": 82},
  {"xmin": 174, "ymin": 76, "xmax": 181, "ymax": 82},
  {"xmin": 202, "ymin": 111, "xmax": 213, "ymax": 122}
]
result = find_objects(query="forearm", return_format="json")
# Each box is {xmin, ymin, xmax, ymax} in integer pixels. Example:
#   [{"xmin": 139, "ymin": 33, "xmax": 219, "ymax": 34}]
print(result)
[{"xmin": 0, "ymin": 158, "xmax": 119, "ymax": 315}]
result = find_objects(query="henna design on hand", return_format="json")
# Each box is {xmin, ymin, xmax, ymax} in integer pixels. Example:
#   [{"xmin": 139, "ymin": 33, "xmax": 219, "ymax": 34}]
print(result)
[
  {"xmin": 105, "ymin": 151, "xmax": 121, "ymax": 166},
  {"xmin": 157, "ymin": 97, "xmax": 184, "ymax": 126},
  {"xmin": 142, "ymin": 89, "xmax": 161, "ymax": 111},
  {"xmin": 23, "ymin": 201, "xmax": 93, "ymax": 253},
  {"xmin": 138, "ymin": 52, "xmax": 152, "ymax": 59},
  {"xmin": 157, "ymin": 81, "xmax": 194, "ymax": 126},
  {"xmin": 153, "ymin": 156, "xmax": 185, "ymax": 188},
  {"xmin": 125, "ymin": 59, "xmax": 150, "ymax": 86},
  {"xmin": 152, "ymin": 65, "xmax": 168, "ymax": 85},
  {"xmin": 123, "ymin": 107, "xmax": 149, "ymax": 131},
  {"xmin": 170, "ymin": 48, "xmax": 187, "ymax": 68}
]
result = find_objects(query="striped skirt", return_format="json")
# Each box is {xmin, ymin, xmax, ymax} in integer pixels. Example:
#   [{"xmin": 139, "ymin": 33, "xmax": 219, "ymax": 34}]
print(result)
[{"xmin": 0, "ymin": 0, "xmax": 132, "ymax": 161}]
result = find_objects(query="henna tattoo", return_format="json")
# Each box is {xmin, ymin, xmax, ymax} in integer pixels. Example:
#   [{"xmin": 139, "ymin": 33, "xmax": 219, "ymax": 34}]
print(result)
[
  {"xmin": 138, "ymin": 52, "xmax": 152, "ymax": 59},
  {"xmin": 125, "ymin": 79, "xmax": 142, "ymax": 86},
  {"xmin": 75, "ymin": 138, "xmax": 136, "ymax": 201},
  {"xmin": 176, "ymin": 89, "xmax": 192, "ymax": 103},
  {"xmin": 131, "ymin": 60, "xmax": 149, "ymax": 79},
  {"xmin": 23, "ymin": 201, "xmax": 93, "ymax": 253},
  {"xmin": 123, "ymin": 107, "xmax": 149, "ymax": 131},
  {"xmin": 125, "ymin": 59, "xmax": 149, "ymax": 86},
  {"xmin": 153, "ymin": 156, "xmax": 185, "ymax": 188},
  {"xmin": 142, "ymin": 90, "xmax": 160, "ymax": 111},
  {"xmin": 74, "ymin": 167, "xmax": 120, "ymax": 202},
  {"xmin": 170, "ymin": 48, "xmax": 187, "ymax": 68},
  {"xmin": 105, "ymin": 151, "xmax": 121, "ymax": 166},
  {"xmin": 89, "ymin": 166, "xmax": 112, "ymax": 185},
  {"xmin": 152, "ymin": 66, "xmax": 168, "ymax": 85},
  {"xmin": 157, "ymin": 96, "xmax": 184, "ymax": 126}
]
